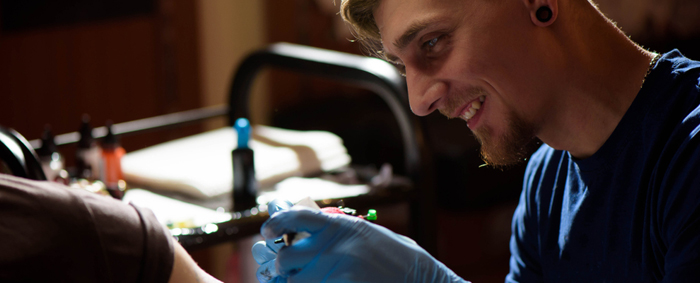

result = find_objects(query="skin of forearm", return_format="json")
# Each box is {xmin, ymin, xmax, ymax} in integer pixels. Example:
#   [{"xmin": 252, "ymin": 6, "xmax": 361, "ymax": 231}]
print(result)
[{"xmin": 168, "ymin": 242, "xmax": 223, "ymax": 283}]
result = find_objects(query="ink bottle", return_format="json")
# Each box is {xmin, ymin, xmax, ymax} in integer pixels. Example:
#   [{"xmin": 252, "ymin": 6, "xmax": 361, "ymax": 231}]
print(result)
[
  {"xmin": 100, "ymin": 121, "xmax": 126, "ymax": 199},
  {"xmin": 75, "ymin": 114, "xmax": 101, "ymax": 180},
  {"xmin": 37, "ymin": 125, "xmax": 65, "ymax": 182},
  {"xmin": 232, "ymin": 118, "xmax": 258, "ymax": 211}
]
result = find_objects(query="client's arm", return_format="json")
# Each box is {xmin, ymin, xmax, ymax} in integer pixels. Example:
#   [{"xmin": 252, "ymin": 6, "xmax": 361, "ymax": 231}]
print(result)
[
  {"xmin": 0, "ymin": 173, "xmax": 221, "ymax": 283},
  {"xmin": 169, "ymin": 242, "xmax": 222, "ymax": 283}
]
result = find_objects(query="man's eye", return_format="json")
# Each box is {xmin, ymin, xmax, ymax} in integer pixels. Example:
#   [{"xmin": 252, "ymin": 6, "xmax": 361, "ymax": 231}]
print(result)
[
  {"xmin": 421, "ymin": 34, "xmax": 449, "ymax": 57},
  {"xmin": 423, "ymin": 36, "xmax": 443, "ymax": 51},
  {"xmin": 426, "ymin": 37, "xmax": 439, "ymax": 48}
]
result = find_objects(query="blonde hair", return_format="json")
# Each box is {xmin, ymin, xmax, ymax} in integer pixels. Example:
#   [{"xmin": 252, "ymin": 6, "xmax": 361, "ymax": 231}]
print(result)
[{"xmin": 340, "ymin": 0, "xmax": 386, "ymax": 59}]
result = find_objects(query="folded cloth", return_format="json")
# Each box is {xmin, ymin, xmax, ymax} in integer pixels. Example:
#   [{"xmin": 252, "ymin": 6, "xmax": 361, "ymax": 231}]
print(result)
[
  {"xmin": 122, "ymin": 188, "xmax": 232, "ymax": 227},
  {"xmin": 256, "ymin": 177, "xmax": 368, "ymax": 205},
  {"xmin": 121, "ymin": 126, "xmax": 351, "ymax": 199}
]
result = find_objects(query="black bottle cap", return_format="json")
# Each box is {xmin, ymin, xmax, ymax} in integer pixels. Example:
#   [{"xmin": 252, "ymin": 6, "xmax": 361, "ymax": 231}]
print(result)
[
  {"xmin": 78, "ymin": 114, "xmax": 94, "ymax": 149},
  {"xmin": 37, "ymin": 125, "xmax": 57, "ymax": 157},
  {"xmin": 102, "ymin": 121, "xmax": 119, "ymax": 149}
]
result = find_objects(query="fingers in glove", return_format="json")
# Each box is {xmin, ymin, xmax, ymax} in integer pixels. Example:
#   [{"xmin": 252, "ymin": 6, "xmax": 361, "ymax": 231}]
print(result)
[
  {"xmin": 281, "ymin": 258, "xmax": 339, "ymax": 283},
  {"xmin": 256, "ymin": 259, "xmax": 281, "ymax": 283},
  {"xmin": 252, "ymin": 241, "xmax": 278, "ymax": 264},
  {"xmin": 274, "ymin": 217, "xmax": 366, "ymax": 276},
  {"xmin": 274, "ymin": 238, "xmax": 332, "ymax": 276},
  {"xmin": 261, "ymin": 208, "xmax": 330, "ymax": 239},
  {"xmin": 267, "ymin": 199, "xmax": 293, "ymax": 216}
]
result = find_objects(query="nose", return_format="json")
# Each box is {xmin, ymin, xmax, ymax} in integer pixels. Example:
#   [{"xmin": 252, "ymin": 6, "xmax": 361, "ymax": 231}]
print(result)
[{"xmin": 406, "ymin": 73, "xmax": 447, "ymax": 116}]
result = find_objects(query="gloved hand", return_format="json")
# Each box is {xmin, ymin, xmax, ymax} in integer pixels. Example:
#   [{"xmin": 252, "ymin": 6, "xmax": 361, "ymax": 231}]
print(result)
[
  {"xmin": 260, "ymin": 207, "xmax": 470, "ymax": 283},
  {"xmin": 252, "ymin": 199, "xmax": 294, "ymax": 283}
]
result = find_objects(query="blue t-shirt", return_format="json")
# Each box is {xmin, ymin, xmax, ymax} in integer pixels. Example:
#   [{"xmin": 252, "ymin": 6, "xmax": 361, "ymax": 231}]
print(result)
[{"xmin": 506, "ymin": 50, "xmax": 700, "ymax": 282}]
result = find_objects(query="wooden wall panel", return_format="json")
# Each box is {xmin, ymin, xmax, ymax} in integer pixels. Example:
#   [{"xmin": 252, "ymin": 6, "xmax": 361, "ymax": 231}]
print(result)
[
  {"xmin": 0, "ymin": 17, "xmax": 157, "ymax": 138},
  {"xmin": 0, "ymin": 0, "xmax": 202, "ymax": 160},
  {"xmin": 264, "ymin": 0, "xmax": 371, "ymax": 112}
]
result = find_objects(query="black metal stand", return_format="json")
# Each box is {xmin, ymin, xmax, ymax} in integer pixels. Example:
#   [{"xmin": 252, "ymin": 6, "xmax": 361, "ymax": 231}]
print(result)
[{"xmin": 226, "ymin": 43, "xmax": 438, "ymax": 255}]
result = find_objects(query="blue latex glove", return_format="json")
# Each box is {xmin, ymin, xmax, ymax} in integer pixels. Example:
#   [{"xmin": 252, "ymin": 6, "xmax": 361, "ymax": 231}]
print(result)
[
  {"xmin": 252, "ymin": 199, "xmax": 294, "ymax": 283},
  {"xmin": 259, "ymin": 207, "xmax": 470, "ymax": 283}
]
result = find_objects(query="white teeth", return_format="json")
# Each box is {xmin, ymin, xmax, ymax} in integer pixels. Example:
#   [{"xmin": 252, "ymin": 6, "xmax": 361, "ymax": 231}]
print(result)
[
  {"xmin": 462, "ymin": 108, "xmax": 477, "ymax": 120},
  {"xmin": 471, "ymin": 100, "xmax": 481, "ymax": 110},
  {"xmin": 462, "ymin": 112, "xmax": 474, "ymax": 120},
  {"xmin": 461, "ymin": 96, "xmax": 485, "ymax": 121}
]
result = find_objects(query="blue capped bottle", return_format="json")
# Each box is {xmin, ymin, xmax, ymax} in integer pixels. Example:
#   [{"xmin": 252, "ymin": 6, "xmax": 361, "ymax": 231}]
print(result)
[{"xmin": 232, "ymin": 118, "xmax": 258, "ymax": 211}]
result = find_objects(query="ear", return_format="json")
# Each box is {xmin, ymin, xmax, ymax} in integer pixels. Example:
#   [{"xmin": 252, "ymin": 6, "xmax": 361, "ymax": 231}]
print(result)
[{"xmin": 523, "ymin": 0, "xmax": 558, "ymax": 27}]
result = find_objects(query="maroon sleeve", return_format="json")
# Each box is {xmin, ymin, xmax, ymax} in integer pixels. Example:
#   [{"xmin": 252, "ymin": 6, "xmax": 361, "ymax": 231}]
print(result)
[{"xmin": 0, "ymin": 174, "xmax": 174, "ymax": 283}]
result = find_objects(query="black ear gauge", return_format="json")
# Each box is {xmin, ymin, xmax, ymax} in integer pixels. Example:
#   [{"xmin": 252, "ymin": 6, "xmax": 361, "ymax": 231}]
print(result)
[{"xmin": 536, "ymin": 6, "xmax": 553, "ymax": 23}]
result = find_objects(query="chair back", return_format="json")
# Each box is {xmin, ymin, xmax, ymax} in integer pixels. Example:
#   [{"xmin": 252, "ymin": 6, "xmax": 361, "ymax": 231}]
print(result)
[{"xmin": 0, "ymin": 126, "xmax": 47, "ymax": 180}]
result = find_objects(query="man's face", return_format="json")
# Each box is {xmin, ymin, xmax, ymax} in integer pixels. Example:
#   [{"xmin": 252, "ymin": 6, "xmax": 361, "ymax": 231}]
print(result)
[{"xmin": 374, "ymin": 0, "xmax": 544, "ymax": 166}]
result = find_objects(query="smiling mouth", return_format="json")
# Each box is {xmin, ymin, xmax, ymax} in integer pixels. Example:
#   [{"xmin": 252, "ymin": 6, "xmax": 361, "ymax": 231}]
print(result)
[{"xmin": 461, "ymin": 95, "xmax": 485, "ymax": 121}]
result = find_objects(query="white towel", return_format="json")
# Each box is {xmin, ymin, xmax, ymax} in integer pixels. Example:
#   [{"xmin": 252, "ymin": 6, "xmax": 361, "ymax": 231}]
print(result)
[{"xmin": 121, "ymin": 126, "xmax": 351, "ymax": 199}]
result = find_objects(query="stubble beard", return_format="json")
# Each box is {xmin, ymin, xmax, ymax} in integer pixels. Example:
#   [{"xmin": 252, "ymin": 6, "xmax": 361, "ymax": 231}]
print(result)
[
  {"xmin": 439, "ymin": 87, "xmax": 540, "ymax": 168},
  {"xmin": 472, "ymin": 109, "xmax": 540, "ymax": 168}
]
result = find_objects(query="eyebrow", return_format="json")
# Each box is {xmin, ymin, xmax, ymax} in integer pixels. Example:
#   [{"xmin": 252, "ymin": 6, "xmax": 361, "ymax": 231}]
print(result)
[
  {"xmin": 393, "ymin": 19, "xmax": 432, "ymax": 52},
  {"xmin": 386, "ymin": 16, "xmax": 449, "ymax": 63}
]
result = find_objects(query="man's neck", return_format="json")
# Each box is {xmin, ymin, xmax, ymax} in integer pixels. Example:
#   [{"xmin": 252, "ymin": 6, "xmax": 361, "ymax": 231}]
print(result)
[{"xmin": 535, "ymin": 1, "xmax": 657, "ymax": 159}]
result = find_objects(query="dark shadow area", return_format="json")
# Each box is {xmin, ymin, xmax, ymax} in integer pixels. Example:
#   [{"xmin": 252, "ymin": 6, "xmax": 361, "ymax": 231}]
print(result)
[{"xmin": 1, "ymin": 0, "xmax": 154, "ymax": 32}]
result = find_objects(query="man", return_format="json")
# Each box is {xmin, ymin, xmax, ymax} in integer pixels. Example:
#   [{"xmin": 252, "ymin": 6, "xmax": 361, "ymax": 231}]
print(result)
[
  {"xmin": 254, "ymin": 0, "xmax": 700, "ymax": 282},
  {"xmin": 0, "ymin": 173, "xmax": 222, "ymax": 283}
]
